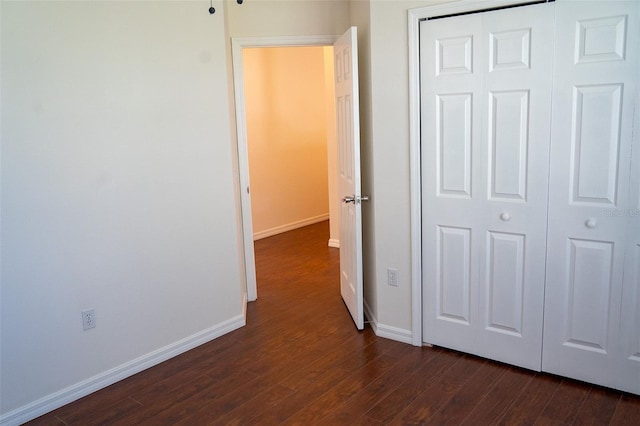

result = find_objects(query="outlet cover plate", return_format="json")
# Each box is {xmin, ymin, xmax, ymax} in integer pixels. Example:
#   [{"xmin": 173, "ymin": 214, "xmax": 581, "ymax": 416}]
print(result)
[
  {"xmin": 387, "ymin": 268, "xmax": 399, "ymax": 287},
  {"xmin": 82, "ymin": 309, "xmax": 96, "ymax": 331}
]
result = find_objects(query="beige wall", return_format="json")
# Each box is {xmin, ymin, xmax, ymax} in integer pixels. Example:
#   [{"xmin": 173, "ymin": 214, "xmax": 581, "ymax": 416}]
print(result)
[
  {"xmin": 243, "ymin": 47, "xmax": 330, "ymax": 238},
  {"xmin": 1, "ymin": 0, "xmax": 243, "ymax": 419},
  {"xmin": 367, "ymin": 0, "xmax": 418, "ymax": 334},
  {"xmin": 364, "ymin": 0, "xmax": 456, "ymax": 334},
  {"xmin": 226, "ymin": 0, "xmax": 350, "ymax": 38}
]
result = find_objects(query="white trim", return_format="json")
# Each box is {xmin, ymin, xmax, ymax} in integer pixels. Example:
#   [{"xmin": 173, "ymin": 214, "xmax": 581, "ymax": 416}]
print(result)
[
  {"xmin": 410, "ymin": 0, "xmax": 549, "ymax": 20},
  {"xmin": 407, "ymin": 0, "xmax": 550, "ymax": 347},
  {"xmin": 231, "ymin": 34, "xmax": 339, "ymax": 304},
  {"xmin": 364, "ymin": 298, "xmax": 378, "ymax": 334},
  {"xmin": 328, "ymin": 238, "xmax": 340, "ymax": 248},
  {"xmin": 364, "ymin": 299, "xmax": 413, "ymax": 344},
  {"xmin": 376, "ymin": 324, "xmax": 415, "ymax": 345},
  {"xmin": 253, "ymin": 214, "xmax": 330, "ymax": 240},
  {"xmin": 233, "ymin": 35, "xmax": 338, "ymax": 49},
  {"xmin": 407, "ymin": 5, "xmax": 423, "ymax": 348},
  {"xmin": 242, "ymin": 289, "xmax": 248, "ymax": 320},
  {"xmin": 0, "ymin": 312, "xmax": 246, "ymax": 426}
]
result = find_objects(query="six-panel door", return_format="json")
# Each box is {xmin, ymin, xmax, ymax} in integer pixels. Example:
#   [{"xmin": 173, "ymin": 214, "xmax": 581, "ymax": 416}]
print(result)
[
  {"xmin": 421, "ymin": 3, "xmax": 554, "ymax": 371},
  {"xmin": 335, "ymin": 27, "xmax": 364, "ymax": 330},
  {"xmin": 542, "ymin": 1, "xmax": 639, "ymax": 395}
]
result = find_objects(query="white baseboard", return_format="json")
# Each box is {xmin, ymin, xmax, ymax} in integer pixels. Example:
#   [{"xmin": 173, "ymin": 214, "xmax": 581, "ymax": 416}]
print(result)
[
  {"xmin": 328, "ymin": 238, "xmax": 340, "ymax": 248},
  {"xmin": 364, "ymin": 299, "xmax": 413, "ymax": 345},
  {"xmin": 0, "ymin": 312, "xmax": 246, "ymax": 426},
  {"xmin": 375, "ymin": 323, "xmax": 414, "ymax": 344},
  {"xmin": 253, "ymin": 214, "xmax": 329, "ymax": 240}
]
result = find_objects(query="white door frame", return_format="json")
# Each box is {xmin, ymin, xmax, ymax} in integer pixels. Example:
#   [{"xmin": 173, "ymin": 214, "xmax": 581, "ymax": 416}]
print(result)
[
  {"xmin": 231, "ymin": 35, "xmax": 338, "ymax": 302},
  {"xmin": 407, "ymin": 0, "xmax": 554, "ymax": 346}
]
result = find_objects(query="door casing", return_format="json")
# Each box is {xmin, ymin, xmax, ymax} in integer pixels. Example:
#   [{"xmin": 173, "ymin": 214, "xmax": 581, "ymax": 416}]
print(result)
[{"xmin": 231, "ymin": 35, "xmax": 338, "ymax": 302}]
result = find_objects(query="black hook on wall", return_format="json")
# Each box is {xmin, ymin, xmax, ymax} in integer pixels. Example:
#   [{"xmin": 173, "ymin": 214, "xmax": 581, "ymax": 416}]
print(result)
[{"xmin": 209, "ymin": 0, "xmax": 244, "ymax": 15}]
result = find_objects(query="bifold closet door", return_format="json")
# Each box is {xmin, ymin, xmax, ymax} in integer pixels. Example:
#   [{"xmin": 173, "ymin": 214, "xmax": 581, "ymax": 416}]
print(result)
[
  {"xmin": 542, "ymin": 1, "xmax": 640, "ymax": 395},
  {"xmin": 421, "ymin": 3, "xmax": 554, "ymax": 371}
]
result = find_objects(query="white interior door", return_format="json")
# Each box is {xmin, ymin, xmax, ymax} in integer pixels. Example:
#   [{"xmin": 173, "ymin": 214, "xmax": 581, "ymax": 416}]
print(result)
[
  {"xmin": 421, "ymin": 3, "xmax": 554, "ymax": 370},
  {"xmin": 542, "ymin": 0, "xmax": 640, "ymax": 395},
  {"xmin": 334, "ymin": 27, "xmax": 364, "ymax": 330}
]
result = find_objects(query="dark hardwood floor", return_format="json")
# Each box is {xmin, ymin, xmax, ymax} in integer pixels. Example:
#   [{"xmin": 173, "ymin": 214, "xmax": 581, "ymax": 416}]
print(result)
[{"xmin": 27, "ymin": 221, "xmax": 640, "ymax": 425}]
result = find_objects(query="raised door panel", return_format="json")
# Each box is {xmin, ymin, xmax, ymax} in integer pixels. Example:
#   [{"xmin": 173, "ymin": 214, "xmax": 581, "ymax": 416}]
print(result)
[
  {"xmin": 563, "ymin": 239, "xmax": 614, "ymax": 353},
  {"xmin": 570, "ymin": 84, "xmax": 622, "ymax": 205},
  {"xmin": 437, "ymin": 35, "xmax": 473, "ymax": 76},
  {"xmin": 437, "ymin": 227, "xmax": 472, "ymax": 324},
  {"xmin": 488, "ymin": 90, "xmax": 529, "ymax": 201},
  {"xmin": 489, "ymin": 28, "xmax": 531, "ymax": 71},
  {"xmin": 437, "ymin": 93, "xmax": 472, "ymax": 198},
  {"xmin": 575, "ymin": 15, "xmax": 627, "ymax": 64},
  {"xmin": 485, "ymin": 231, "xmax": 525, "ymax": 337}
]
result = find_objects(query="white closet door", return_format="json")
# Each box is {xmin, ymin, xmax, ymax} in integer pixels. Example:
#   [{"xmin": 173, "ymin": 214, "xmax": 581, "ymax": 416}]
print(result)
[
  {"xmin": 621, "ymin": 101, "xmax": 640, "ymax": 393},
  {"xmin": 421, "ymin": 3, "xmax": 554, "ymax": 370},
  {"xmin": 421, "ymin": 11, "xmax": 482, "ymax": 359},
  {"xmin": 542, "ymin": 1, "xmax": 640, "ymax": 395}
]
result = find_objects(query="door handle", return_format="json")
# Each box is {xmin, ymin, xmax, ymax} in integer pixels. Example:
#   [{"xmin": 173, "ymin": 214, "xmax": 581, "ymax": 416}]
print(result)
[{"xmin": 342, "ymin": 195, "xmax": 370, "ymax": 204}]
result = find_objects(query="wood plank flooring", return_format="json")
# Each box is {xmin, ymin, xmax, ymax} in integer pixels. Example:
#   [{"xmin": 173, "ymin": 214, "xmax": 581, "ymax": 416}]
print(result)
[{"xmin": 27, "ymin": 221, "xmax": 640, "ymax": 425}]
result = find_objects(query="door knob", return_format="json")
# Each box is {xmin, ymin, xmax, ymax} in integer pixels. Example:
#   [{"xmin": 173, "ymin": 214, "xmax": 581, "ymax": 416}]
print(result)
[
  {"xmin": 500, "ymin": 212, "xmax": 511, "ymax": 222},
  {"xmin": 343, "ymin": 196, "xmax": 355, "ymax": 204},
  {"xmin": 585, "ymin": 218, "xmax": 597, "ymax": 229}
]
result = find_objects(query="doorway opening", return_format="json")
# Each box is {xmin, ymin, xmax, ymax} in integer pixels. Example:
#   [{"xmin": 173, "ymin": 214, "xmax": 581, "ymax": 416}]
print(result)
[
  {"xmin": 242, "ymin": 46, "xmax": 339, "ymax": 245},
  {"xmin": 233, "ymin": 29, "xmax": 364, "ymax": 331},
  {"xmin": 242, "ymin": 46, "xmax": 340, "ymax": 308},
  {"xmin": 232, "ymin": 36, "xmax": 338, "ymax": 302}
]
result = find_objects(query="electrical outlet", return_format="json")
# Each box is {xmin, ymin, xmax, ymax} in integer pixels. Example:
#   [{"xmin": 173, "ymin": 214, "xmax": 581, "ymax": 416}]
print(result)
[
  {"xmin": 82, "ymin": 309, "xmax": 96, "ymax": 331},
  {"xmin": 387, "ymin": 268, "xmax": 399, "ymax": 287}
]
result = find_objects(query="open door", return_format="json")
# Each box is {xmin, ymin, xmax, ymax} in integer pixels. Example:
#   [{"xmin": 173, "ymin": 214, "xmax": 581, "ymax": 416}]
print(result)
[{"xmin": 334, "ymin": 27, "xmax": 365, "ymax": 330}]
